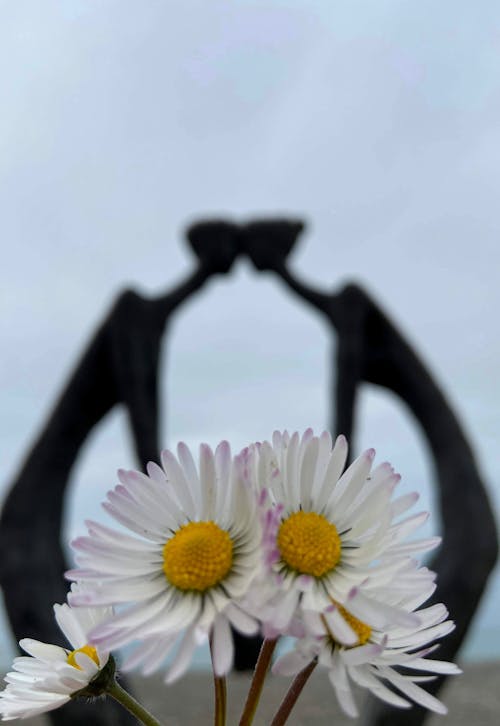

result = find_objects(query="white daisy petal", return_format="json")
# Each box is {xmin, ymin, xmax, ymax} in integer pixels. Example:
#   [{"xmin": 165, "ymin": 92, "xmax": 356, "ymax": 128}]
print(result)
[
  {"xmin": 398, "ymin": 657, "xmax": 461, "ymax": 674},
  {"xmin": 389, "ymin": 511, "xmax": 430, "ymax": 543},
  {"xmin": 19, "ymin": 640, "xmax": 67, "ymax": 664},
  {"xmin": 346, "ymin": 590, "xmax": 420, "ymax": 630},
  {"xmin": 2, "ymin": 694, "xmax": 71, "ymax": 721},
  {"xmin": 285, "ymin": 431, "xmax": 301, "ymax": 510},
  {"xmin": 223, "ymin": 603, "xmax": 259, "ymax": 635},
  {"xmin": 215, "ymin": 440, "xmax": 232, "ymax": 514},
  {"xmin": 199, "ymin": 443, "xmax": 217, "ymax": 519},
  {"xmin": 340, "ymin": 642, "xmax": 385, "ymax": 666},
  {"xmin": 83, "ymin": 519, "xmax": 160, "ymax": 553},
  {"xmin": 146, "ymin": 460, "xmax": 167, "ymax": 484},
  {"xmin": 90, "ymin": 591, "xmax": 172, "ymax": 638},
  {"xmin": 299, "ymin": 436, "xmax": 320, "ymax": 509},
  {"xmin": 211, "ymin": 614, "xmax": 234, "ymax": 676},
  {"xmin": 324, "ymin": 608, "xmax": 359, "ymax": 646},
  {"xmin": 348, "ymin": 666, "xmax": 412, "ymax": 709},
  {"xmin": 165, "ymin": 628, "xmax": 201, "ymax": 684},
  {"xmin": 272, "ymin": 650, "xmax": 312, "ymax": 676},
  {"xmin": 311, "ymin": 430, "xmax": 333, "ymax": 498},
  {"xmin": 53, "ymin": 603, "xmax": 90, "ymax": 648},
  {"xmin": 379, "ymin": 667, "xmax": 448, "ymax": 714},
  {"xmin": 101, "ymin": 501, "xmax": 167, "ymax": 542},
  {"xmin": 385, "ymin": 536, "xmax": 441, "ymax": 557},
  {"xmin": 177, "ymin": 441, "xmax": 202, "ymax": 501},
  {"xmin": 160, "ymin": 448, "xmax": 197, "ymax": 519},
  {"xmin": 330, "ymin": 448, "xmax": 375, "ymax": 515},
  {"xmin": 122, "ymin": 630, "xmax": 180, "ymax": 677},
  {"xmin": 387, "ymin": 620, "xmax": 456, "ymax": 649},
  {"xmin": 328, "ymin": 652, "xmax": 359, "ymax": 718},
  {"xmin": 316, "ymin": 434, "xmax": 349, "ymax": 511},
  {"xmin": 391, "ymin": 492, "xmax": 420, "ymax": 518}
]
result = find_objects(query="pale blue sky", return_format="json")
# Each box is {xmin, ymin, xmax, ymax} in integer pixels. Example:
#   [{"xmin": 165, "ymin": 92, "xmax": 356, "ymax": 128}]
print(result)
[{"xmin": 1, "ymin": 0, "xmax": 499, "ymax": 664}]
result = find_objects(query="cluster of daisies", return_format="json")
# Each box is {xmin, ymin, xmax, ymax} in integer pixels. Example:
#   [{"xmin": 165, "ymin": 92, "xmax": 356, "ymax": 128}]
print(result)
[{"xmin": 0, "ymin": 430, "xmax": 460, "ymax": 722}]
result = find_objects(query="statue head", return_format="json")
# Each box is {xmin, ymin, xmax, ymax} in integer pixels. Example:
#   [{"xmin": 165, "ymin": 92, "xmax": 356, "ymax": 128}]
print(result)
[
  {"xmin": 186, "ymin": 220, "xmax": 240, "ymax": 274},
  {"xmin": 243, "ymin": 218, "xmax": 305, "ymax": 271}
]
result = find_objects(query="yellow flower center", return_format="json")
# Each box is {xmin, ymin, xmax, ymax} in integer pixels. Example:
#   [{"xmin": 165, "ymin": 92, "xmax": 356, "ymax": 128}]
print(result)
[
  {"xmin": 66, "ymin": 645, "xmax": 100, "ymax": 670},
  {"xmin": 327, "ymin": 602, "xmax": 372, "ymax": 647},
  {"xmin": 163, "ymin": 520, "xmax": 233, "ymax": 591},
  {"xmin": 277, "ymin": 510, "xmax": 341, "ymax": 577}
]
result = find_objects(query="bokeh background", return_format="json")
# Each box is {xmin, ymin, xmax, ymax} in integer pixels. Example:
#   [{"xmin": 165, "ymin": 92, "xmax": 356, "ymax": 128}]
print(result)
[{"xmin": 1, "ymin": 0, "xmax": 499, "ymax": 669}]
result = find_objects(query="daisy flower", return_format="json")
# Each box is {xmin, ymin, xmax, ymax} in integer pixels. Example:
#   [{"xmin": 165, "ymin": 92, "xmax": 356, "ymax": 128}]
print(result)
[
  {"xmin": 273, "ymin": 580, "xmax": 461, "ymax": 718},
  {"xmin": 245, "ymin": 429, "xmax": 440, "ymax": 636},
  {"xmin": 0, "ymin": 586, "xmax": 113, "ymax": 721},
  {"xmin": 66, "ymin": 441, "xmax": 261, "ymax": 681}
]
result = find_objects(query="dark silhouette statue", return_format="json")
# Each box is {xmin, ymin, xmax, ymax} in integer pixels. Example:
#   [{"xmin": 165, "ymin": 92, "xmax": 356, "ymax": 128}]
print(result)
[{"xmin": 0, "ymin": 219, "xmax": 497, "ymax": 725}]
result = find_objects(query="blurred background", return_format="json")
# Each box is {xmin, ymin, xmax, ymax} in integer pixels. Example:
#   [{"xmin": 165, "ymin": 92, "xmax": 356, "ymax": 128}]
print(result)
[{"xmin": 0, "ymin": 0, "xmax": 499, "ymax": 673}]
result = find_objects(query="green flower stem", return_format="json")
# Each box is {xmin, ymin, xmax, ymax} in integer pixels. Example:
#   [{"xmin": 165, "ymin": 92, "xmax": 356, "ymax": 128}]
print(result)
[
  {"xmin": 239, "ymin": 638, "xmax": 278, "ymax": 726},
  {"xmin": 107, "ymin": 679, "xmax": 164, "ymax": 726},
  {"xmin": 270, "ymin": 659, "xmax": 317, "ymax": 726}
]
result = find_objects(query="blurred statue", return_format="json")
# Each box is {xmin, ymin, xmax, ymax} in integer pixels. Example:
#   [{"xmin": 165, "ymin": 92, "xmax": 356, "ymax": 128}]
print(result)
[{"xmin": 0, "ymin": 218, "xmax": 497, "ymax": 726}]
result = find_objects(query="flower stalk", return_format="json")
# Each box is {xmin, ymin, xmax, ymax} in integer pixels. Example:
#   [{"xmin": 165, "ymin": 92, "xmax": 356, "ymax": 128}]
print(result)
[
  {"xmin": 239, "ymin": 638, "xmax": 278, "ymax": 726},
  {"xmin": 107, "ymin": 679, "xmax": 164, "ymax": 726},
  {"xmin": 213, "ymin": 674, "xmax": 227, "ymax": 726},
  {"xmin": 270, "ymin": 659, "xmax": 317, "ymax": 726}
]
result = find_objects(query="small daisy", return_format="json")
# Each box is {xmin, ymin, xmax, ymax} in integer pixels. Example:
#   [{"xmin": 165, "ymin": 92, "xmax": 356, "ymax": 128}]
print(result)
[
  {"xmin": 0, "ymin": 586, "xmax": 112, "ymax": 721},
  {"xmin": 246, "ymin": 430, "xmax": 439, "ymax": 635},
  {"xmin": 66, "ymin": 441, "xmax": 261, "ymax": 681},
  {"xmin": 273, "ymin": 583, "xmax": 460, "ymax": 718}
]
